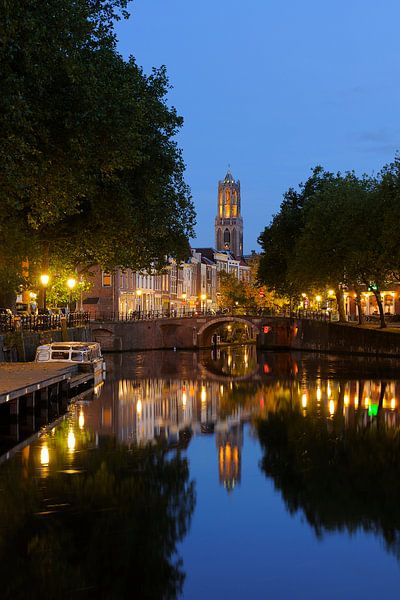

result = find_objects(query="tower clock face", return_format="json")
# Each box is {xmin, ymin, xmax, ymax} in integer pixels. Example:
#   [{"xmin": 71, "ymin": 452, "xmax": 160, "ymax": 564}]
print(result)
[{"xmin": 224, "ymin": 243, "xmax": 230, "ymax": 249}]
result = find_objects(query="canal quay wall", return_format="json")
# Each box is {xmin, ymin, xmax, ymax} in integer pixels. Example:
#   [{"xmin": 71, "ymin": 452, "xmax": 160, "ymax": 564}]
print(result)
[
  {"xmin": 259, "ymin": 318, "xmax": 400, "ymax": 357},
  {"xmin": 0, "ymin": 326, "xmax": 91, "ymax": 362},
  {"xmin": 90, "ymin": 316, "xmax": 400, "ymax": 357}
]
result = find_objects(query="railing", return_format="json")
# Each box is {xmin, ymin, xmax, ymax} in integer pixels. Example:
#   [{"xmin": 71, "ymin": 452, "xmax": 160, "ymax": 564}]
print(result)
[
  {"xmin": 0, "ymin": 312, "xmax": 90, "ymax": 333},
  {"xmin": 93, "ymin": 309, "xmax": 216, "ymax": 321},
  {"xmin": 286, "ymin": 309, "xmax": 335, "ymax": 322},
  {"xmin": 0, "ymin": 315, "xmax": 13, "ymax": 333},
  {"xmin": 92, "ymin": 307, "xmax": 340, "ymax": 323},
  {"xmin": 93, "ymin": 307, "xmax": 283, "ymax": 321}
]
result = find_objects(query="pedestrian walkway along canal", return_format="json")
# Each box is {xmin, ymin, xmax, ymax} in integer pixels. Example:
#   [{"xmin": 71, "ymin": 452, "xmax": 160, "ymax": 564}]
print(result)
[{"xmin": 1, "ymin": 346, "xmax": 400, "ymax": 598}]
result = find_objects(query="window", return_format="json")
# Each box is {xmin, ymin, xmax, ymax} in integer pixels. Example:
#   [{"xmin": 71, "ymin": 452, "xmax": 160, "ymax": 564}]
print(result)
[
  {"xmin": 102, "ymin": 272, "xmax": 112, "ymax": 287},
  {"xmin": 36, "ymin": 350, "xmax": 50, "ymax": 361},
  {"xmin": 51, "ymin": 351, "xmax": 70, "ymax": 360}
]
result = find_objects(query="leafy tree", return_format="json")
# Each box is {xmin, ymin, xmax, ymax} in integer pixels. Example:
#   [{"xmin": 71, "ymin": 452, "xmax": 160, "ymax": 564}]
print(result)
[
  {"xmin": 377, "ymin": 156, "xmax": 400, "ymax": 283},
  {"xmin": 259, "ymin": 166, "xmax": 394, "ymax": 326},
  {"xmin": 289, "ymin": 172, "xmax": 374, "ymax": 322},
  {"xmin": 218, "ymin": 272, "xmax": 248, "ymax": 308},
  {"xmin": 258, "ymin": 167, "xmax": 333, "ymax": 303},
  {"xmin": 0, "ymin": 0, "xmax": 195, "ymax": 303}
]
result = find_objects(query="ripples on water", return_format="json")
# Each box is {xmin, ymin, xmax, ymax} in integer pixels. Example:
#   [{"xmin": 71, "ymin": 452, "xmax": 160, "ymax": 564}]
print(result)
[{"xmin": 1, "ymin": 346, "xmax": 400, "ymax": 598}]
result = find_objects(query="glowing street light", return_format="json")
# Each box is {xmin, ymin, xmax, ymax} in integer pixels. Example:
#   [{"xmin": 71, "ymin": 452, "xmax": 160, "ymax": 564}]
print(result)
[
  {"xmin": 40, "ymin": 274, "xmax": 49, "ymax": 311},
  {"xmin": 67, "ymin": 277, "xmax": 76, "ymax": 313}
]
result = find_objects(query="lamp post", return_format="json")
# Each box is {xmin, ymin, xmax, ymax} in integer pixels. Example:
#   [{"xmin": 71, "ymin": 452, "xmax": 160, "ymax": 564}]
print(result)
[
  {"xmin": 201, "ymin": 293, "xmax": 206, "ymax": 314},
  {"xmin": 182, "ymin": 292, "xmax": 187, "ymax": 316},
  {"xmin": 136, "ymin": 289, "xmax": 142, "ymax": 319},
  {"xmin": 67, "ymin": 278, "xmax": 77, "ymax": 313},
  {"xmin": 40, "ymin": 274, "xmax": 49, "ymax": 311}
]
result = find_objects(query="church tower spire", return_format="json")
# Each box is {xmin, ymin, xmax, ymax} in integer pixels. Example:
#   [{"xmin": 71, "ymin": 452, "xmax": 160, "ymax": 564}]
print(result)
[{"xmin": 215, "ymin": 168, "xmax": 244, "ymax": 258}]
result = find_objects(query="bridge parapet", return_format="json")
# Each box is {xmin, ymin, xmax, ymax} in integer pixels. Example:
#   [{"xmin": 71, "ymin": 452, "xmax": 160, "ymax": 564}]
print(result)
[{"xmin": 91, "ymin": 314, "xmax": 271, "ymax": 351}]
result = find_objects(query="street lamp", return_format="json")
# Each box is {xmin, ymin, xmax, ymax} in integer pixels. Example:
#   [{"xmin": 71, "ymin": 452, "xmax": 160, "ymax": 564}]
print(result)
[
  {"xmin": 181, "ymin": 292, "xmax": 187, "ymax": 316},
  {"xmin": 136, "ymin": 289, "xmax": 142, "ymax": 318},
  {"xmin": 201, "ymin": 293, "xmax": 206, "ymax": 313},
  {"xmin": 67, "ymin": 278, "xmax": 76, "ymax": 313},
  {"xmin": 40, "ymin": 274, "xmax": 49, "ymax": 311}
]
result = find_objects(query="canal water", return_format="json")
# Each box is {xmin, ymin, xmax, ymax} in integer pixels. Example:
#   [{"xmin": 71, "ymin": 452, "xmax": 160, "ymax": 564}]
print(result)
[{"xmin": 1, "ymin": 346, "xmax": 400, "ymax": 598}]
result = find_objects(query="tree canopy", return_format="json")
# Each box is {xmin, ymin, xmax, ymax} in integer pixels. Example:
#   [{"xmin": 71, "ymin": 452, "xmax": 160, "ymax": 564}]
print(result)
[
  {"xmin": 0, "ymin": 0, "xmax": 195, "ymax": 301},
  {"xmin": 258, "ymin": 160, "xmax": 400, "ymax": 326}
]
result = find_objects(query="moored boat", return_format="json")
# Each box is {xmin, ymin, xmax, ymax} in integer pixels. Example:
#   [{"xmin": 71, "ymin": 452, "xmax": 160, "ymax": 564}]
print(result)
[{"xmin": 35, "ymin": 341, "xmax": 106, "ymax": 385}]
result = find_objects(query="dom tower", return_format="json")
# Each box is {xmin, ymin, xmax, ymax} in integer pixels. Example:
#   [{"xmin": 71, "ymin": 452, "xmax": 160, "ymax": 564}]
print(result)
[{"xmin": 215, "ymin": 169, "xmax": 244, "ymax": 258}]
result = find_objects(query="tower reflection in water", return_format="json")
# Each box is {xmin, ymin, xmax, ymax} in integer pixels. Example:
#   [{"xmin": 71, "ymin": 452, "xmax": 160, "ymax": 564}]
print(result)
[{"xmin": 75, "ymin": 347, "xmax": 400, "ymax": 494}]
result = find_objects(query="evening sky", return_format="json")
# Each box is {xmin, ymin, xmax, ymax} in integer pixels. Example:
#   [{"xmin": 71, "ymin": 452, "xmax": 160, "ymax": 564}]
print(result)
[{"xmin": 115, "ymin": 0, "xmax": 400, "ymax": 252}]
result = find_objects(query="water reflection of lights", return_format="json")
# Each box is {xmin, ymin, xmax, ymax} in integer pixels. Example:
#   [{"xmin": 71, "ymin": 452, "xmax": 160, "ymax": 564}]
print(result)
[
  {"xmin": 137, "ymin": 399, "xmax": 142, "ymax": 416},
  {"xmin": 227, "ymin": 354, "xmax": 232, "ymax": 368},
  {"xmin": 225, "ymin": 443, "xmax": 231, "ymax": 461},
  {"xmin": 327, "ymin": 383, "xmax": 332, "ymax": 399},
  {"xmin": 344, "ymin": 394, "xmax": 350, "ymax": 407},
  {"xmin": 364, "ymin": 397, "xmax": 370, "ymax": 408},
  {"xmin": 316, "ymin": 387, "xmax": 322, "ymax": 402},
  {"xmin": 94, "ymin": 382, "xmax": 104, "ymax": 396},
  {"xmin": 78, "ymin": 409, "xmax": 85, "ymax": 430},
  {"xmin": 329, "ymin": 400, "xmax": 335, "ymax": 416},
  {"xmin": 391, "ymin": 398, "xmax": 396, "ymax": 410},
  {"xmin": 67, "ymin": 430, "xmax": 76, "ymax": 452},
  {"xmin": 201, "ymin": 386, "xmax": 207, "ymax": 403},
  {"xmin": 301, "ymin": 393, "xmax": 308, "ymax": 408},
  {"xmin": 182, "ymin": 391, "xmax": 187, "ymax": 407},
  {"xmin": 354, "ymin": 396, "xmax": 359, "ymax": 408},
  {"xmin": 40, "ymin": 444, "xmax": 49, "ymax": 466},
  {"xmin": 220, "ymin": 385, "xmax": 224, "ymax": 396}
]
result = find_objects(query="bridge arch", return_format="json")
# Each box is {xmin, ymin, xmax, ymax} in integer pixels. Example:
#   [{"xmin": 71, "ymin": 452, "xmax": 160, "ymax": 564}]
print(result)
[{"xmin": 196, "ymin": 316, "xmax": 261, "ymax": 347}]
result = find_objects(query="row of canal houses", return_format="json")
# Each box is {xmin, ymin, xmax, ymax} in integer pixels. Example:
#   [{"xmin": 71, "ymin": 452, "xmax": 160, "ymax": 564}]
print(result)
[{"xmin": 82, "ymin": 248, "xmax": 250, "ymax": 319}]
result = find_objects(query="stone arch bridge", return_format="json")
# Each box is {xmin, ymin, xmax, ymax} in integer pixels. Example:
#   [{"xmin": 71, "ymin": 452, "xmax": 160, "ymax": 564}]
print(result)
[{"xmin": 91, "ymin": 314, "xmax": 275, "ymax": 352}]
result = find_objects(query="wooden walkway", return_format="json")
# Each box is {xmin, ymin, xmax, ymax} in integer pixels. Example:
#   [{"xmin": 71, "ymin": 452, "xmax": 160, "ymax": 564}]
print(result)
[{"xmin": 0, "ymin": 363, "xmax": 78, "ymax": 404}]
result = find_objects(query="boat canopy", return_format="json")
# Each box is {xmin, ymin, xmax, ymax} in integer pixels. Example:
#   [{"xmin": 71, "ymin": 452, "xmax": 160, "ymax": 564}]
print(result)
[{"xmin": 35, "ymin": 341, "xmax": 102, "ymax": 363}]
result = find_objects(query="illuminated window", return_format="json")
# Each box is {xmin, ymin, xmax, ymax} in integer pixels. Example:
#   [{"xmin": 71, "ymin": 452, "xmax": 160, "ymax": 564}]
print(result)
[{"xmin": 102, "ymin": 272, "xmax": 111, "ymax": 287}]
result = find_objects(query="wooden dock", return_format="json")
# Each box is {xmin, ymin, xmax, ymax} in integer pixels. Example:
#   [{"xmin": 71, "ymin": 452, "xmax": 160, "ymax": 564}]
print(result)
[
  {"xmin": 0, "ymin": 361, "xmax": 95, "ymax": 414},
  {"xmin": 0, "ymin": 363, "xmax": 97, "ymax": 459},
  {"xmin": 0, "ymin": 363, "xmax": 79, "ymax": 404}
]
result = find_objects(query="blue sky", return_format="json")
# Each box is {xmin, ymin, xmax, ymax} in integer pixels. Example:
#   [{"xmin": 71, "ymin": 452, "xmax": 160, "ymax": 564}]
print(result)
[{"xmin": 115, "ymin": 0, "xmax": 400, "ymax": 252}]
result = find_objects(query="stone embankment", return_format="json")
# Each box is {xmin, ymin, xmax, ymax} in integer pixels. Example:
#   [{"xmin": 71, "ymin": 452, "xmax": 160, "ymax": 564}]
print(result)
[
  {"xmin": 0, "ymin": 327, "xmax": 91, "ymax": 362},
  {"xmin": 258, "ymin": 318, "xmax": 400, "ymax": 357}
]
